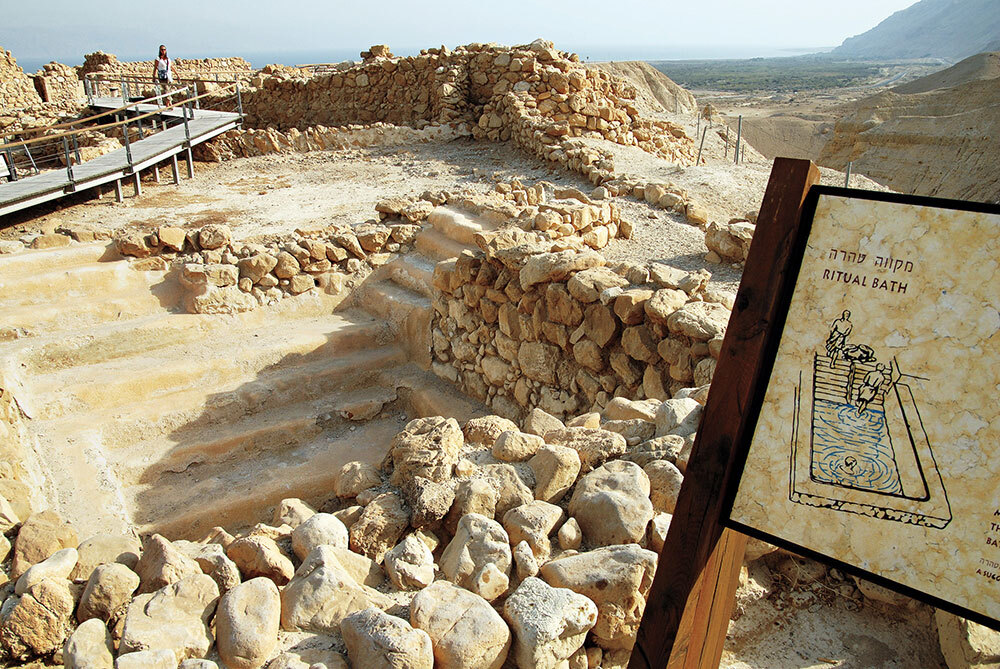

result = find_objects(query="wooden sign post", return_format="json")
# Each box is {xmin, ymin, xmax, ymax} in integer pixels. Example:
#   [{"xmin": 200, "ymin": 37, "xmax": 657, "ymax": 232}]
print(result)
[{"xmin": 629, "ymin": 157, "xmax": 820, "ymax": 669}]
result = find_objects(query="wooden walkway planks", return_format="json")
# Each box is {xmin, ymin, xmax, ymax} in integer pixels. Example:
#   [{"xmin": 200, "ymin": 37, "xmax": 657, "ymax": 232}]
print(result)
[{"xmin": 0, "ymin": 100, "xmax": 240, "ymax": 217}]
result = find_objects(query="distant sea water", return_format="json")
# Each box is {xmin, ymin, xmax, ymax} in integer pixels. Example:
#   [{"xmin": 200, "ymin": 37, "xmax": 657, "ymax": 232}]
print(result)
[{"xmin": 14, "ymin": 44, "xmax": 828, "ymax": 74}]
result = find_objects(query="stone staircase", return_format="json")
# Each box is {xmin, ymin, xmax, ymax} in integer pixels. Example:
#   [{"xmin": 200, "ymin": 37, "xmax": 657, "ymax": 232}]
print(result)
[
  {"xmin": 0, "ymin": 239, "xmax": 486, "ymax": 540},
  {"xmin": 353, "ymin": 205, "xmax": 500, "ymax": 367}
]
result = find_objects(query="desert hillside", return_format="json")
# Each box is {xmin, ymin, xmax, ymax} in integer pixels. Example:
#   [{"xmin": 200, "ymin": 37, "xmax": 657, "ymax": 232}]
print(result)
[
  {"xmin": 819, "ymin": 51, "xmax": 1000, "ymax": 202},
  {"xmin": 590, "ymin": 61, "xmax": 698, "ymax": 115},
  {"xmin": 831, "ymin": 0, "xmax": 1000, "ymax": 60}
]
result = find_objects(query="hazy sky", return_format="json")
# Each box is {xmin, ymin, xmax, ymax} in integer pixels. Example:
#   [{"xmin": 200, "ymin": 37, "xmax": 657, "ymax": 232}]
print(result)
[{"xmin": 2, "ymin": 0, "xmax": 919, "ymax": 63}]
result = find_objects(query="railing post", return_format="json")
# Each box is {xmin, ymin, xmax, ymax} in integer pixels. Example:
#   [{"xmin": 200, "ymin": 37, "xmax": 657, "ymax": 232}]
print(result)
[
  {"xmin": 121, "ymin": 77, "xmax": 127, "ymax": 105},
  {"xmin": 4, "ymin": 147, "xmax": 17, "ymax": 181},
  {"xmin": 183, "ymin": 103, "xmax": 191, "ymax": 142},
  {"xmin": 72, "ymin": 134, "xmax": 81, "ymax": 165},
  {"xmin": 122, "ymin": 119, "xmax": 133, "ymax": 169},
  {"xmin": 85, "ymin": 78, "xmax": 93, "ymax": 105},
  {"xmin": 236, "ymin": 79, "xmax": 243, "ymax": 119},
  {"xmin": 845, "ymin": 161, "xmax": 853, "ymax": 188},
  {"xmin": 735, "ymin": 115, "xmax": 742, "ymax": 166},
  {"xmin": 62, "ymin": 135, "xmax": 75, "ymax": 187},
  {"xmin": 21, "ymin": 139, "xmax": 39, "ymax": 175}
]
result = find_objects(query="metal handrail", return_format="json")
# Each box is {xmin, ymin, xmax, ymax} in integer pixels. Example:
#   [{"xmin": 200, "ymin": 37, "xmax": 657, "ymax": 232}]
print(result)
[{"xmin": 0, "ymin": 83, "xmax": 238, "ymax": 153}]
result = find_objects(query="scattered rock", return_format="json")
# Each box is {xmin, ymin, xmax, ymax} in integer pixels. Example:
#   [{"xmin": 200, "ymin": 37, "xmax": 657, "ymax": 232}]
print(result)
[
  {"xmin": 78, "ymin": 562, "xmax": 140, "ymax": 623},
  {"xmin": 291, "ymin": 513, "xmax": 350, "ymax": 559},
  {"xmin": 543, "ymin": 427, "xmax": 627, "ymax": 473},
  {"xmin": 10, "ymin": 510, "xmax": 78, "ymax": 578},
  {"xmin": 349, "ymin": 492, "xmax": 409, "ymax": 564},
  {"xmin": 502, "ymin": 577, "xmax": 597, "ymax": 669},
  {"xmin": 528, "ymin": 444, "xmax": 581, "ymax": 504},
  {"xmin": 63, "ymin": 618, "xmax": 114, "ymax": 668},
  {"xmin": 383, "ymin": 416, "xmax": 463, "ymax": 486},
  {"xmin": 540, "ymin": 544, "xmax": 658, "ymax": 650},
  {"xmin": 410, "ymin": 580, "xmax": 511, "ymax": 669},
  {"xmin": 226, "ymin": 536, "xmax": 295, "ymax": 586},
  {"xmin": 440, "ymin": 513, "xmax": 512, "ymax": 602},
  {"xmin": 0, "ymin": 578, "xmax": 75, "ymax": 659},
  {"xmin": 71, "ymin": 534, "xmax": 141, "ymax": 581},
  {"xmin": 280, "ymin": 545, "xmax": 392, "ymax": 634},
  {"xmin": 384, "ymin": 534, "xmax": 435, "ymax": 590},
  {"xmin": 216, "ymin": 578, "xmax": 281, "ymax": 669},
  {"xmin": 341, "ymin": 607, "xmax": 434, "ymax": 669},
  {"xmin": 568, "ymin": 461, "xmax": 653, "ymax": 546},
  {"xmin": 119, "ymin": 574, "xmax": 220, "ymax": 662}
]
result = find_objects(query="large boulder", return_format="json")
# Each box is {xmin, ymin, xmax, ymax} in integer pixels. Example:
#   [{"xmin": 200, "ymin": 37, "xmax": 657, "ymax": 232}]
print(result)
[
  {"xmin": 9, "ymin": 510, "xmax": 78, "ymax": 578},
  {"xmin": 501, "ymin": 577, "xmax": 597, "ymax": 669},
  {"xmin": 280, "ymin": 545, "xmax": 392, "ymax": 634},
  {"xmin": 542, "ymin": 427, "xmax": 627, "ymax": 473},
  {"xmin": 936, "ymin": 610, "xmax": 1000, "ymax": 669},
  {"xmin": 384, "ymin": 535, "xmax": 435, "ymax": 591},
  {"xmin": 341, "ymin": 608, "xmax": 433, "ymax": 669},
  {"xmin": 63, "ymin": 618, "xmax": 114, "ymax": 669},
  {"xmin": 119, "ymin": 574, "xmax": 220, "ymax": 662},
  {"xmin": 135, "ymin": 534, "xmax": 202, "ymax": 594},
  {"xmin": 383, "ymin": 416, "xmax": 463, "ymax": 486},
  {"xmin": 70, "ymin": 534, "xmax": 141, "ymax": 581},
  {"xmin": 173, "ymin": 540, "xmax": 242, "ymax": 593},
  {"xmin": 216, "ymin": 577, "xmax": 281, "ymax": 669},
  {"xmin": 77, "ymin": 562, "xmax": 140, "ymax": 623},
  {"xmin": 291, "ymin": 513, "xmax": 349, "ymax": 559},
  {"xmin": 0, "ymin": 578, "xmax": 75, "ymax": 659},
  {"xmin": 528, "ymin": 445, "xmax": 581, "ymax": 504},
  {"xmin": 539, "ymin": 544, "xmax": 658, "ymax": 650},
  {"xmin": 644, "ymin": 460, "xmax": 684, "ymax": 514},
  {"xmin": 226, "ymin": 536, "xmax": 295, "ymax": 585},
  {"xmin": 349, "ymin": 492, "xmax": 409, "ymax": 564},
  {"xmin": 410, "ymin": 580, "xmax": 511, "ymax": 669},
  {"xmin": 15, "ymin": 546, "xmax": 77, "ymax": 595},
  {"xmin": 568, "ymin": 461, "xmax": 654, "ymax": 546},
  {"xmin": 439, "ymin": 513, "xmax": 512, "ymax": 602}
]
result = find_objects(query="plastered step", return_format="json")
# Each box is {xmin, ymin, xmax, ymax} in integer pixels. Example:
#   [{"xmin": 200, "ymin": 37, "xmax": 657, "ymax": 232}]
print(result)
[
  {"xmin": 0, "ymin": 260, "xmax": 161, "ymax": 309},
  {"xmin": 35, "ymin": 344, "xmax": 408, "ymax": 453},
  {"xmin": 383, "ymin": 253, "xmax": 436, "ymax": 298},
  {"xmin": 357, "ymin": 280, "xmax": 432, "ymax": 368},
  {"xmin": 24, "ymin": 314, "xmax": 394, "ymax": 420},
  {"xmin": 132, "ymin": 415, "xmax": 409, "ymax": 539},
  {"xmin": 385, "ymin": 362, "xmax": 491, "ymax": 423},
  {"xmin": 0, "ymin": 242, "xmax": 119, "ymax": 281},
  {"xmin": 119, "ymin": 384, "xmax": 401, "ymax": 485},
  {"xmin": 414, "ymin": 227, "xmax": 475, "ymax": 263},
  {"xmin": 12, "ymin": 295, "xmax": 367, "ymax": 374},
  {"xmin": 427, "ymin": 205, "xmax": 495, "ymax": 246},
  {"xmin": 0, "ymin": 281, "xmax": 183, "ymax": 340}
]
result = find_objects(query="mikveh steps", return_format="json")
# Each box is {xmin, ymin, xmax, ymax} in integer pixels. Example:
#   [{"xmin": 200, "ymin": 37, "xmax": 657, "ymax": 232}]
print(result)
[
  {"xmin": 0, "ymin": 232, "xmax": 489, "ymax": 539},
  {"xmin": 354, "ymin": 205, "xmax": 500, "ymax": 367}
]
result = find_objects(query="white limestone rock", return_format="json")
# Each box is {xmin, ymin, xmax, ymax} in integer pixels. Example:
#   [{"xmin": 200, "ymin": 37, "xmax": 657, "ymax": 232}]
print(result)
[
  {"xmin": 119, "ymin": 574, "xmax": 219, "ymax": 662},
  {"xmin": 78, "ymin": 562, "xmax": 140, "ymax": 623},
  {"xmin": 63, "ymin": 618, "xmax": 113, "ymax": 669},
  {"xmin": 502, "ymin": 577, "xmax": 597, "ymax": 669},
  {"xmin": 568, "ymin": 461, "xmax": 653, "ymax": 546},
  {"xmin": 410, "ymin": 580, "xmax": 511, "ymax": 669},
  {"xmin": 341, "ymin": 607, "xmax": 434, "ymax": 669},
  {"xmin": 439, "ymin": 513, "xmax": 512, "ymax": 602},
  {"xmin": 291, "ymin": 513, "xmax": 350, "ymax": 560},
  {"xmin": 15, "ymin": 547, "xmax": 77, "ymax": 595},
  {"xmin": 280, "ymin": 545, "xmax": 392, "ymax": 634},
  {"xmin": 216, "ymin": 577, "xmax": 281, "ymax": 669},
  {"xmin": 384, "ymin": 534, "xmax": 435, "ymax": 591},
  {"xmin": 539, "ymin": 544, "xmax": 658, "ymax": 650}
]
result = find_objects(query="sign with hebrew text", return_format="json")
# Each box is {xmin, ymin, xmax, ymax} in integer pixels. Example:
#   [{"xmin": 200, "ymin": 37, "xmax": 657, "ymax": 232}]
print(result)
[{"xmin": 726, "ymin": 186, "xmax": 1000, "ymax": 627}]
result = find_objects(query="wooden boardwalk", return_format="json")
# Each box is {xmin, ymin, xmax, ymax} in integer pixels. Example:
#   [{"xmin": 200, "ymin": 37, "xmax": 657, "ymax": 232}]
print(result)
[{"xmin": 0, "ymin": 97, "xmax": 240, "ymax": 217}]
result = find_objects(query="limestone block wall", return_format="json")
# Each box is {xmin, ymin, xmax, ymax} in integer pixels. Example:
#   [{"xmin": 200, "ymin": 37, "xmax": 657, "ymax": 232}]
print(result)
[
  {"xmin": 79, "ymin": 51, "xmax": 253, "ymax": 80},
  {"xmin": 0, "ymin": 48, "xmax": 43, "ymax": 109},
  {"xmin": 31, "ymin": 62, "xmax": 85, "ymax": 103},
  {"xmin": 229, "ymin": 41, "xmax": 696, "ymax": 181},
  {"xmin": 429, "ymin": 244, "xmax": 731, "ymax": 422}
]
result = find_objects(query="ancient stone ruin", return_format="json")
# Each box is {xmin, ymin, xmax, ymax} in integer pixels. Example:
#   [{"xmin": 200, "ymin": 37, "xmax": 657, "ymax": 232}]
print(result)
[{"xmin": 0, "ymin": 39, "xmax": 987, "ymax": 669}]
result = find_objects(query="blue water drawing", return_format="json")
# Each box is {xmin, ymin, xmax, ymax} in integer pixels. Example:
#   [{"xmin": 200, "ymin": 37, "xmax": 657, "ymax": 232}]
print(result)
[{"xmin": 810, "ymin": 399, "xmax": 902, "ymax": 494}]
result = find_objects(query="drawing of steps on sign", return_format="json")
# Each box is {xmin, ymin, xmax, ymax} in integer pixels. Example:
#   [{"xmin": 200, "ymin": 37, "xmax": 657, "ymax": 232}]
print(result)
[{"xmin": 788, "ymin": 351, "xmax": 952, "ymax": 528}]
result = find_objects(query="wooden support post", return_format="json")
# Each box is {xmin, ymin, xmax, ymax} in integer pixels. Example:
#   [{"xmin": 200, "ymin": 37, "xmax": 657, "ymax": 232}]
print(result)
[
  {"xmin": 152, "ymin": 164, "xmax": 161, "ymax": 183},
  {"xmin": 171, "ymin": 154, "xmax": 180, "ymax": 184},
  {"xmin": 114, "ymin": 179, "xmax": 123, "ymax": 202},
  {"xmin": 629, "ymin": 158, "xmax": 820, "ymax": 669},
  {"xmin": 133, "ymin": 172, "xmax": 142, "ymax": 198},
  {"xmin": 186, "ymin": 148, "xmax": 195, "ymax": 178}
]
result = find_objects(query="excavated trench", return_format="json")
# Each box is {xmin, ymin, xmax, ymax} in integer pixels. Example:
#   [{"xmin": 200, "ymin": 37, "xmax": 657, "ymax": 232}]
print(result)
[{"xmin": 0, "ymin": 206, "xmax": 496, "ymax": 540}]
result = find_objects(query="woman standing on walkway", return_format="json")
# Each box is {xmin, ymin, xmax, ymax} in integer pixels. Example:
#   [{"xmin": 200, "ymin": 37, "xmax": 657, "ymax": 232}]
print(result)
[{"xmin": 153, "ymin": 45, "xmax": 173, "ymax": 84}]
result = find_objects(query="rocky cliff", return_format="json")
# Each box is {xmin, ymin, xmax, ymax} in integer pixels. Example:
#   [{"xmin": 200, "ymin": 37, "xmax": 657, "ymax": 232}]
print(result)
[{"xmin": 831, "ymin": 0, "xmax": 1000, "ymax": 61}]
